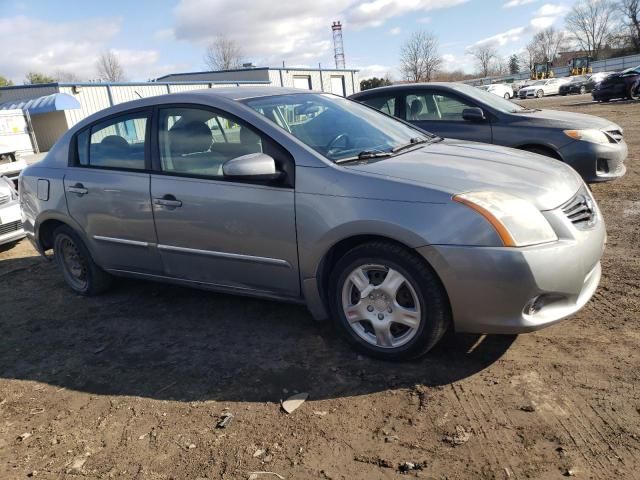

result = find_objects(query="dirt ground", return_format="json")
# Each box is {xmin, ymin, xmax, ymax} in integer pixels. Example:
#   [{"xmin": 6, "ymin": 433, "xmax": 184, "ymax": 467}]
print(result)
[{"xmin": 1, "ymin": 95, "xmax": 639, "ymax": 480}]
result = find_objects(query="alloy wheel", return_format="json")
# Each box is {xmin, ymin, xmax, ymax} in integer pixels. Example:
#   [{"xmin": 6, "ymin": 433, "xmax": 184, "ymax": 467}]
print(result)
[{"xmin": 341, "ymin": 264, "xmax": 421, "ymax": 349}]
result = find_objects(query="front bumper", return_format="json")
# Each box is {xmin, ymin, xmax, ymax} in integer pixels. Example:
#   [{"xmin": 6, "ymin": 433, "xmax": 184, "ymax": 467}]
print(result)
[
  {"xmin": 417, "ymin": 199, "xmax": 606, "ymax": 334},
  {"xmin": 0, "ymin": 202, "xmax": 25, "ymax": 246},
  {"xmin": 559, "ymin": 139, "xmax": 627, "ymax": 183}
]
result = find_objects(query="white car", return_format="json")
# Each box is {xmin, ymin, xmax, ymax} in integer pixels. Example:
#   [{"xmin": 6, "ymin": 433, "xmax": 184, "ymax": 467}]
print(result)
[
  {"xmin": 518, "ymin": 78, "xmax": 571, "ymax": 99},
  {"xmin": 0, "ymin": 176, "xmax": 24, "ymax": 246},
  {"xmin": 478, "ymin": 83, "xmax": 513, "ymax": 99},
  {"xmin": 0, "ymin": 144, "xmax": 28, "ymax": 188}
]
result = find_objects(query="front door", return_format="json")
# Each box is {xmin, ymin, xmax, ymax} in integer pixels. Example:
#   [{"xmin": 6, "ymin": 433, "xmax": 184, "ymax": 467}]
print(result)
[
  {"xmin": 402, "ymin": 90, "xmax": 493, "ymax": 143},
  {"xmin": 150, "ymin": 106, "xmax": 300, "ymax": 297},
  {"xmin": 64, "ymin": 110, "xmax": 161, "ymax": 273}
]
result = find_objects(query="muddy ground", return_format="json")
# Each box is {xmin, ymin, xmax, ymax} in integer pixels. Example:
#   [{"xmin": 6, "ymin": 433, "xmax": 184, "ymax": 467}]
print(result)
[{"xmin": 1, "ymin": 95, "xmax": 639, "ymax": 480}]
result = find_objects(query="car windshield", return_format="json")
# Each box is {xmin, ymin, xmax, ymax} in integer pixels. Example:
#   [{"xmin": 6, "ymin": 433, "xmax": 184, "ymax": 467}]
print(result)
[
  {"xmin": 453, "ymin": 84, "xmax": 524, "ymax": 113},
  {"xmin": 571, "ymin": 76, "xmax": 586, "ymax": 82},
  {"xmin": 243, "ymin": 93, "xmax": 433, "ymax": 162}
]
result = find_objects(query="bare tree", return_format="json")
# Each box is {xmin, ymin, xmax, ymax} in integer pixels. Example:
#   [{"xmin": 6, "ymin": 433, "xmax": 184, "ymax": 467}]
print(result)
[
  {"xmin": 619, "ymin": 0, "xmax": 640, "ymax": 52},
  {"xmin": 565, "ymin": 0, "xmax": 616, "ymax": 59},
  {"xmin": 520, "ymin": 40, "xmax": 542, "ymax": 73},
  {"xmin": 399, "ymin": 31, "xmax": 442, "ymax": 82},
  {"xmin": 533, "ymin": 27, "xmax": 566, "ymax": 63},
  {"xmin": 54, "ymin": 70, "xmax": 81, "ymax": 82},
  {"xmin": 204, "ymin": 35, "xmax": 243, "ymax": 71},
  {"xmin": 96, "ymin": 51, "xmax": 125, "ymax": 82},
  {"xmin": 469, "ymin": 44, "xmax": 498, "ymax": 77}
]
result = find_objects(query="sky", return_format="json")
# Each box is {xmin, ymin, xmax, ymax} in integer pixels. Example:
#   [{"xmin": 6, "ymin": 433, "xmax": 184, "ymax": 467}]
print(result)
[{"xmin": 0, "ymin": 0, "xmax": 574, "ymax": 83}]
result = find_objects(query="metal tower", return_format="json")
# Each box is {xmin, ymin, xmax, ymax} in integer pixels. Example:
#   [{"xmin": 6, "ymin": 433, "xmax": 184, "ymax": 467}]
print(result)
[{"xmin": 332, "ymin": 21, "xmax": 345, "ymax": 69}]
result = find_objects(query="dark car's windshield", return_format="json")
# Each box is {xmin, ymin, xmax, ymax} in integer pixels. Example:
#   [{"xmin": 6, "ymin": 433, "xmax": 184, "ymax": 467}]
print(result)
[
  {"xmin": 244, "ymin": 93, "xmax": 433, "ymax": 162},
  {"xmin": 571, "ymin": 76, "xmax": 587, "ymax": 83},
  {"xmin": 453, "ymin": 84, "xmax": 525, "ymax": 113}
]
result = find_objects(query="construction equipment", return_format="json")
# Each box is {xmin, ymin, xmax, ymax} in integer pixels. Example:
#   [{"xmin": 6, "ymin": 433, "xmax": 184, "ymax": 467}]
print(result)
[
  {"xmin": 570, "ymin": 56, "xmax": 593, "ymax": 76},
  {"xmin": 531, "ymin": 62, "xmax": 554, "ymax": 80}
]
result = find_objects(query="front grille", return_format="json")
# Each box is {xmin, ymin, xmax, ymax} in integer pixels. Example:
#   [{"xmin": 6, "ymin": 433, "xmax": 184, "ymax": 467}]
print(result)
[
  {"xmin": 0, "ymin": 220, "xmax": 21, "ymax": 236},
  {"xmin": 562, "ymin": 188, "xmax": 596, "ymax": 228},
  {"xmin": 0, "ymin": 193, "xmax": 9, "ymax": 206}
]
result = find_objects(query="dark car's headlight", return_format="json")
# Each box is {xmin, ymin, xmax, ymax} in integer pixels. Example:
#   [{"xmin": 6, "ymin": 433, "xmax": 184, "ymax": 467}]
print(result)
[
  {"xmin": 453, "ymin": 191, "xmax": 557, "ymax": 247},
  {"xmin": 564, "ymin": 129, "xmax": 610, "ymax": 145}
]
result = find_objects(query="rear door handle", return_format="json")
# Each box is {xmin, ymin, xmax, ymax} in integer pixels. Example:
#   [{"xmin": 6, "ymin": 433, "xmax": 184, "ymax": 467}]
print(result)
[
  {"xmin": 67, "ymin": 183, "xmax": 88, "ymax": 195},
  {"xmin": 153, "ymin": 195, "xmax": 182, "ymax": 208}
]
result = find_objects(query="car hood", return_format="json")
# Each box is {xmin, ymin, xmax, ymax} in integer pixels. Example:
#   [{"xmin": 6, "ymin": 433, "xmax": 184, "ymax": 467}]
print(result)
[
  {"xmin": 345, "ymin": 140, "xmax": 582, "ymax": 210},
  {"xmin": 519, "ymin": 86, "xmax": 540, "ymax": 93},
  {"xmin": 510, "ymin": 108, "xmax": 618, "ymax": 130}
]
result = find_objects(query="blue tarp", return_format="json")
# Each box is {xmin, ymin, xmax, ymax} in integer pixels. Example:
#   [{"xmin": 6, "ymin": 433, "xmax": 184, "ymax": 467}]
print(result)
[{"xmin": 0, "ymin": 92, "xmax": 80, "ymax": 115}]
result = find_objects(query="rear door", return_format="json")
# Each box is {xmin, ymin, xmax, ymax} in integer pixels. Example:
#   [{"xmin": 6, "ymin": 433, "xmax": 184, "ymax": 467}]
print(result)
[
  {"xmin": 149, "ymin": 105, "xmax": 300, "ymax": 297},
  {"xmin": 64, "ymin": 110, "xmax": 161, "ymax": 273},
  {"xmin": 401, "ymin": 89, "xmax": 493, "ymax": 143}
]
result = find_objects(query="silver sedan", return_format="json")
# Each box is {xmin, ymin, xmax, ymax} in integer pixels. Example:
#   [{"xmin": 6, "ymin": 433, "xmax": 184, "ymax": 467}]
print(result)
[{"xmin": 20, "ymin": 87, "xmax": 605, "ymax": 360}]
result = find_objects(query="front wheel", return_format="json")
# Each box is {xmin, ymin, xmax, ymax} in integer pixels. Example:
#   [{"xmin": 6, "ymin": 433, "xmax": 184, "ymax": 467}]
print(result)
[
  {"xmin": 629, "ymin": 84, "xmax": 639, "ymax": 101},
  {"xmin": 579, "ymin": 86, "xmax": 586, "ymax": 95},
  {"xmin": 536, "ymin": 90, "xmax": 544, "ymax": 98},
  {"xmin": 329, "ymin": 242, "xmax": 450, "ymax": 361},
  {"xmin": 53, "ymin": 225, "xmax": 112, "ymax": 295},
  {"xmin": 504, "ymin": 92, "xmax": 510, "ymax": 99}
]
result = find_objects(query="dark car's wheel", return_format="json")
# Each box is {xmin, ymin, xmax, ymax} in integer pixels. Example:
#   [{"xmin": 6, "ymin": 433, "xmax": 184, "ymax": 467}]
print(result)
[
  {"xmin": 629, "ymin": 83, "xmax": 639, "ymax": 101},
  {"xmin": 53, "ymin": 225, "xmax": 112, "ymax": 295},
  {"xmin": 329, "ymin": 242, "xmax": 450, "ymax": 361},
  {"xmin": 536, "ymin": 89, "xmax": 544, "ymax": 98},
  {"xmin": 579, "ymin": 86, "xmax": 586, "ymax": 95}
]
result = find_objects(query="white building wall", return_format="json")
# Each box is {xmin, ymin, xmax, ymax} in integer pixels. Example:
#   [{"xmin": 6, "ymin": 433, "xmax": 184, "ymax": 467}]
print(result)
[
  {"xmin": 270, "ymin": 70, "xmax": 359, "ymax": 95},
  {"xmin": 110, "ymin": 84, "xmax": 169, "ymax": 104},
  {"xmin": 59, "ymin": 85, "xmax": 112, "ymax": 128},
  {"xmin": 168, "ymin": 83, "xmax": 211, "ymax": 93}
]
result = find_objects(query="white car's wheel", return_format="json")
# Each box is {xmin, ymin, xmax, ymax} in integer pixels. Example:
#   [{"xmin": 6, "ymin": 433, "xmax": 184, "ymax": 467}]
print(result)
[
  {"xmin": 536, "ymin": 90, "xmax": 544, "ymax": 98},
  {"xmin": 504, "ymin": 92, "xmax": 510, "ymax": 99}
]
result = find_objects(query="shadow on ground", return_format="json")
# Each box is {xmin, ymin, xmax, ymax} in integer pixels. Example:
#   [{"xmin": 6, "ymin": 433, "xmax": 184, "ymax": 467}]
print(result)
[{"xmin": 0, "ymin": 256, "xmax": 515, "ymax": 402}]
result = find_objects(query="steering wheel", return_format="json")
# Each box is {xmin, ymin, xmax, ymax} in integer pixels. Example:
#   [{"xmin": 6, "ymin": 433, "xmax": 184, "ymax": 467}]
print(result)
[{"xmin": 326, "ymin": 133, "xmax": 350, "ymax": 151}]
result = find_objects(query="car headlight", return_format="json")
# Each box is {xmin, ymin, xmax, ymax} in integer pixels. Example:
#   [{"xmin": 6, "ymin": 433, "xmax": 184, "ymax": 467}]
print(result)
[
  {"xmin": 564, "ymin": 129, "xmax": 609, "ymax": 145},
  {"xmin": 453, "ymin": 191, "xmax": 558, "ymax": 247}
]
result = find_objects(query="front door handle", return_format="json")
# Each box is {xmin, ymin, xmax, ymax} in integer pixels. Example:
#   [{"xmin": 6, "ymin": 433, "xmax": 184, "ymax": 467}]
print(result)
[
  {"xmin": 153, "ymin": 194, "xmax": 182, "ymax": 208},
  {"xmin": 67, "ymin": 183, "xmax": 88, "ymax": 196}
]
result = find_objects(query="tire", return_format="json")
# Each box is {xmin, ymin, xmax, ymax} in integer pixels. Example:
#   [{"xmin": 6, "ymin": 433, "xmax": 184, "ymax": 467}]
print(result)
[
  {"xmin": 536, "ymin": 90, "xmax": 544, "ymax": 98},
  {"xmin": 504, "ymin": 92, "xmax": 510, "ymax": 99},
  {"xmin": 328, "ymin": 241, "xmax": 450, "ymax": 361},
  {"xmin": 629, "ymin": 83, "xmax": 639, "ymax": 101},
  {"xmin": 53, "ymin": 225, "xmax": 112, "ymax": 295},
  {"xmin": 579, "ymin": 86, "xmax": 586, "ymax": 95}
]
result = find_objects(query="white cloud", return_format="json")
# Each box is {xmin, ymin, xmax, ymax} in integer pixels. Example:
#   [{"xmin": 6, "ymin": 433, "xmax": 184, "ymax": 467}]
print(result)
[
  {"xmin": 171, "ymin": 0, "xmax": 468, "ymax": 67},
  {"xmin": 356, "ymin": 64, "xmax": 393, "ymax": 79},
  {"xmin": 503, "ymin": 0, "xmax": 538, "ymax": 8},
  {"xmin": 388, "ymin": 27, "xmax": 401, "ymax": 35},
  {"xmin": 0, "ymin": 15, "xmax": 167, "ymax": 82},
  {"xmin": 468, "ymin": 2, "xmax": 568, "ymax": 49},
  {"xmin": 346, "ymin": 0, "xmax": 468, "ymax": 29}
]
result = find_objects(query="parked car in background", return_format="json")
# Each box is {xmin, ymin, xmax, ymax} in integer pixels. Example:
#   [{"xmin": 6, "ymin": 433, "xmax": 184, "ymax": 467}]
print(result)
[
  {"xmin": 478, "ymin": 83, "xmax": 513, "ymax": 99},
  {"xmin": 559, "ymin": 75, "xmax": 593, "ymax": 96},
  {"xmin": 592, "ymin": 66, "xmax": 640, "ymax": 102},
  {"xmin": 0, "ymin": 176, "xmax": 24, "ymax": 246},
  {"xmin": 20, "ymin": 87, "xmax": 606, "ymax": 360},
  {"xmin": 0, "ymin": 144, "xmax": 27, "ymax": 189},
  {"xmin": 350, "ymin": 82, "xmax": 627, "ymax": 182},
  {"xmin": 518, "ymin": 78, "xmax": 570, "ymax": 98}
]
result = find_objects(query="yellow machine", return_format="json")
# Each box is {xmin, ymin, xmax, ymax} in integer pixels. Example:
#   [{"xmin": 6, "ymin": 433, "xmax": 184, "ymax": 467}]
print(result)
[
  {"xmin": 531, "ymin": 62, "xmax": 554, "ymax": 80},
  {"xmin": 570, "ymin": 56, "xmax": 593, "ymax": 76}
]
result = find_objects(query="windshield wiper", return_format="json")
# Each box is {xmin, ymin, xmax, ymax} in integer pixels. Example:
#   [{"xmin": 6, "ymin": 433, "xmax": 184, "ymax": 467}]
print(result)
[{"xmin": 335, "ymin": 150, "xmax": 392, "ymax": 164}]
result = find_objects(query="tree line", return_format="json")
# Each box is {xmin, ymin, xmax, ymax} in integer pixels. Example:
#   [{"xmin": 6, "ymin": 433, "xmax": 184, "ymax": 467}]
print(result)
[{"xmin": 395, "ymin": 0, "xmax": 640, "ymax": 85}]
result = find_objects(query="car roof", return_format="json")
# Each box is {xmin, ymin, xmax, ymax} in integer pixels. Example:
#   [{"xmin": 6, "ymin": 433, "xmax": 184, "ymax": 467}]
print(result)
[
  {"xmin": 350, "ymin": 82, "xmax": 474, "ymax": 97},
  {"xmin": 185, "ymin": 86, "xmax": 311, "ymax": 100}
]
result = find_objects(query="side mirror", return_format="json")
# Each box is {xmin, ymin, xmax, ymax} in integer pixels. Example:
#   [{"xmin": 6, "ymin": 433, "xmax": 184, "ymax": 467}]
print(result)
[
  {"xmin": 462, "ymin": 107, "xmax": 486, "ymax": 122},
  {"xmin": 223, "ymin": 153, "xmax": 282, "ymax": 180}
]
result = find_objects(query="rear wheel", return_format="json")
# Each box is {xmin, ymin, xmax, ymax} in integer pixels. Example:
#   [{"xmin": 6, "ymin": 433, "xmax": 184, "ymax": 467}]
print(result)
[
  {"xmin": 329, "ymin": 242, "xmax": 450, "ymax": 361},
  {"xmin": 579, "ymin": 86, "xmax": 586, "ymax": 95},
  {"xmin": 629, "ymin": 83, "xmax": 639, "ymax": 101},
  {"xmin": 504, "ymin": 92, "xmax": 510, "ymax": 99},
  {"xmin": 53, "ymin": 225, "xmax": 112, "ymax": 295}
]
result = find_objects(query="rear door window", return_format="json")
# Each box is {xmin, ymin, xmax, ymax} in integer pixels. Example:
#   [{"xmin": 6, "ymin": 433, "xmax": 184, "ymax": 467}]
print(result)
[
  {"xmin": 360, "ymin": 94, "xmax": 397, "ymax": 116},
  {"xmin": 77, "ymin": 112, "xmax": 148, "ymax": 170}
]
